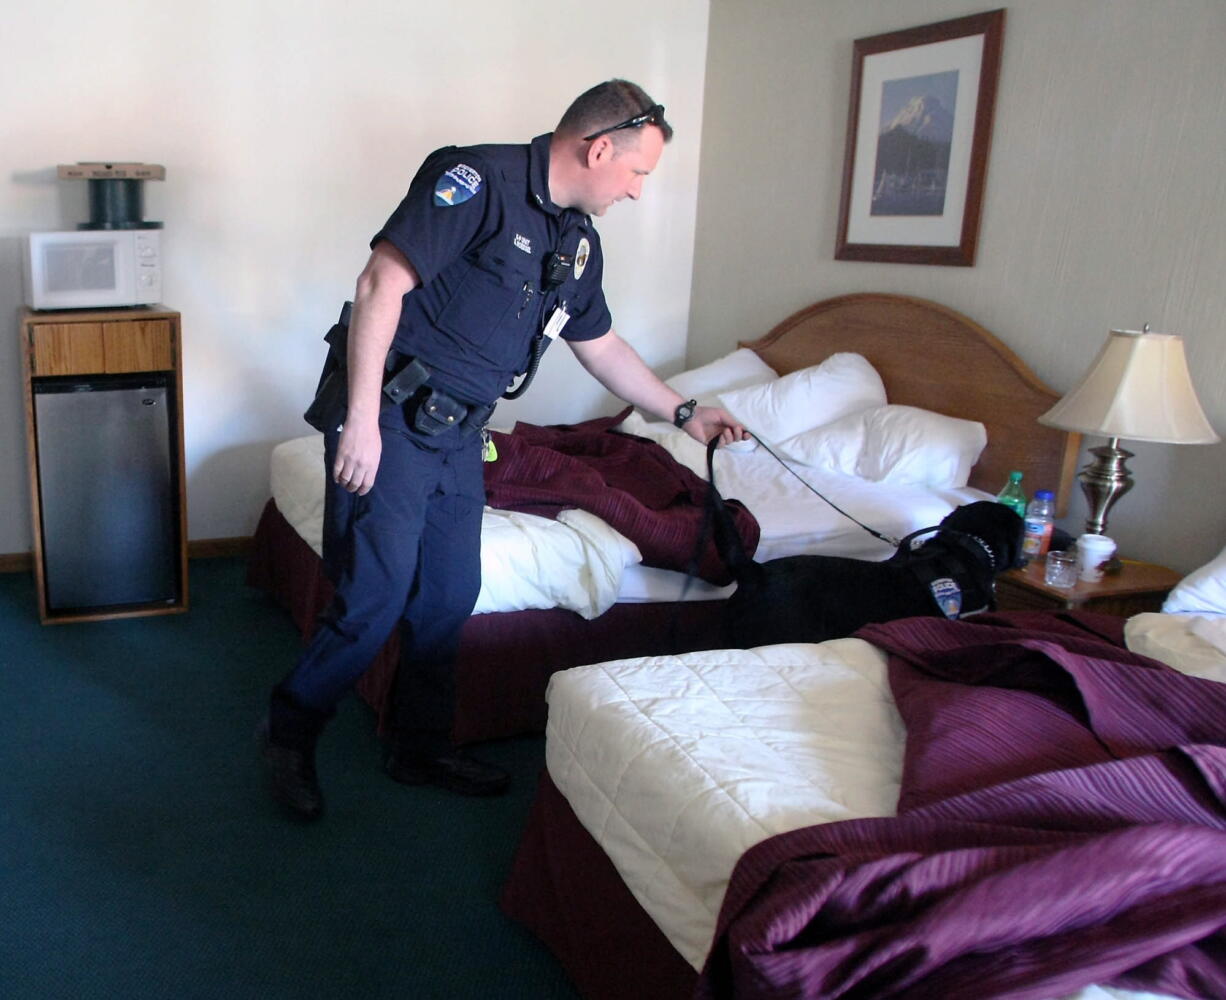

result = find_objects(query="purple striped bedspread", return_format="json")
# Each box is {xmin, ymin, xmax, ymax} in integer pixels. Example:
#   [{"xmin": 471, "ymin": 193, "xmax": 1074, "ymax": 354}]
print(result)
[{"xmin": 699, "ymin": 612, "xmax": 1226, "ymax": 1000}]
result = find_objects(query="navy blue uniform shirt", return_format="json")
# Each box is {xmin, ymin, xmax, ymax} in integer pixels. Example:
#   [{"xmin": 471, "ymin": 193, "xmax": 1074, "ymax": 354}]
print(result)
[{"xmin": 372, "ymin": 133, "xmax": 611, "ymax": 405}]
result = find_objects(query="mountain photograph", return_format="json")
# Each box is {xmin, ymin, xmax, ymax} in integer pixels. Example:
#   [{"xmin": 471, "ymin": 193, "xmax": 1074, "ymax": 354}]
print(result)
[{"xmin": 871, "ymin": 70, "xmax": 958, "ymax": 216}]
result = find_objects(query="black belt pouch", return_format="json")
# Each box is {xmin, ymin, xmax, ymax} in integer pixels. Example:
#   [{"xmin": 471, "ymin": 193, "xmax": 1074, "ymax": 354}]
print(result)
[{"xmin": 411, "ymin": 388, "xmax": 468, "ymax": 436}]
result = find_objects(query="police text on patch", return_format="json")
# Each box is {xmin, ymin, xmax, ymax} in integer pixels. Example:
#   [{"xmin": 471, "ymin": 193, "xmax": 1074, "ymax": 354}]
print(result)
[{"xmin": 445, "ymin": 163, "xmax": 482, "ymax": 194}]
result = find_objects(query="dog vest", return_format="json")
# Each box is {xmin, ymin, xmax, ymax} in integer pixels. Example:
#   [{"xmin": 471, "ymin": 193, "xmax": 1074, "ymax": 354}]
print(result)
[{"xmin": 899, "ymin": 528, "xmax": 998, "ymax": 620}]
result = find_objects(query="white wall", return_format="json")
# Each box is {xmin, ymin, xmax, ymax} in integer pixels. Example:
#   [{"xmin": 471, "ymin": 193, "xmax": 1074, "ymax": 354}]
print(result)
[
  {"xmin": 693, "ymin": 0, "xmax": 1226, "ymax": 575},
  {"xmin": 0, "ymin": 0, "xmax": 709, "ymax": 549}
]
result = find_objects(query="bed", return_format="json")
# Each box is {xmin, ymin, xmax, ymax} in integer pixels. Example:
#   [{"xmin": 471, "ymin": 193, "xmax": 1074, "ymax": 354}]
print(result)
[
  {"xmin": 499, "ymin": 548, "xmax": 1226, "ymax": 1000},
  {"xmin": 246, "ymin": 293, "xmax": 1079, "ymax": 744}
]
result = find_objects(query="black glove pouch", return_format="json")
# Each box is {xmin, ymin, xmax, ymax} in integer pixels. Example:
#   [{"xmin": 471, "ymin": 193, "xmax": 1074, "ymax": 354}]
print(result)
[{"xmin": 411, "ymin": 388, "xmax": 468, "ymax": 436}]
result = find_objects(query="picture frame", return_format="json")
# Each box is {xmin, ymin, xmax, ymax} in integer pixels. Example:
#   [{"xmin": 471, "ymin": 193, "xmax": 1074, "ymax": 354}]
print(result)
[{"xmin": 835, "ymin": 9, "xmax": 1005, "ymax": 266}]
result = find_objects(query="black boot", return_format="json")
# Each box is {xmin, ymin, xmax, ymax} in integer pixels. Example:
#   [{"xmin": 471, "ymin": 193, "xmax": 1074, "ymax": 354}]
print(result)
[
  {"xmin": 385, "ymin": 740, "xmax": 510, "ymax": 797},
  {"xmin": 385, "ymin": 659, "xmax": 507, "ymax": 796},
  {"xmin": 258, "ymin": 690, "xmax": 329, "ymax": 820}
]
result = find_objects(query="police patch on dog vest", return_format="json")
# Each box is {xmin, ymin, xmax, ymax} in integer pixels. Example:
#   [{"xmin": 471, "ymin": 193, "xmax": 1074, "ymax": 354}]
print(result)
[
  {"xmin": 434, "ymin": 163, "xmax": 482, "ymax": 206},
  {"xmin": 929, "ymin": 577, "xmax": 963, "ymax": 619}
]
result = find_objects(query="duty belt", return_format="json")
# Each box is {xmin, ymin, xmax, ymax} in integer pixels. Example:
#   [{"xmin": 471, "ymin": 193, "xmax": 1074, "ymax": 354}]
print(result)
[{"xmin": 303, "ymin": 300, "xmax": 493, "ymax": 438}]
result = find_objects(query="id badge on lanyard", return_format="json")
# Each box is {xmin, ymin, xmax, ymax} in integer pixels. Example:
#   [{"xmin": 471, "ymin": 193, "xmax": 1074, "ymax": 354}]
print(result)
[{"xmin": 542, "ymin": 303, "xmax": 570, "ymax": 340}]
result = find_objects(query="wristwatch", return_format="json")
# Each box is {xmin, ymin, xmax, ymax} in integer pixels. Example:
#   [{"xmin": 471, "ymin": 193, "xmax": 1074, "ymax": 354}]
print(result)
[{"xmin": 673, "ymin": 398, "xmax": 697, "ymax": 428}]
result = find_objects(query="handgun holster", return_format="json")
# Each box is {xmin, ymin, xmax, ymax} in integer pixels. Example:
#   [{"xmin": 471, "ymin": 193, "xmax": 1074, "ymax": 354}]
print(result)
[{"xmin": 302, "ymin": 304, "xmax": 353, "ymax": 434}]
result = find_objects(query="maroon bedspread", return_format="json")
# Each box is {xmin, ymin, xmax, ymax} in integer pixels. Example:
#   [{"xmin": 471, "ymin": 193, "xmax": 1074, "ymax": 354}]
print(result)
[
  {"xmin": 483, "ymin": 409, "xmax": 758, "ymax": 585},
  {"xmin": 699, "ymin": 613, "xmax": 1226, "ymax": 1000}
]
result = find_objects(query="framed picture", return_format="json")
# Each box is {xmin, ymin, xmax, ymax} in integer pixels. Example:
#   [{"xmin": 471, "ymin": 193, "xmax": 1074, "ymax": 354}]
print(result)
[{"xmin": 835, "ymin": 9, "xmax": 1005, "ymax": 266}]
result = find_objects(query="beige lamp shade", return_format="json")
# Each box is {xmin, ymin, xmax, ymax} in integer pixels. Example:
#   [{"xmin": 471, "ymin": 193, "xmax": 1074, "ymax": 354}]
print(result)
[{"xmin": 1039, "ymin": 329, "xmax": 1220, "ymax": 444}]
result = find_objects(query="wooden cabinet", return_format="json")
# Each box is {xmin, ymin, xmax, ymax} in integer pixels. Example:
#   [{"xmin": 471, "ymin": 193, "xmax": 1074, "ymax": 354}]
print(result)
[
  {"xmin": 995, "ymin": 557, "xmax": 1181, "ymax": 618},
  {"xmin": 20, "ymin": 307, "xmax": 188, "ymax": 623},
  {"xmin": 29, "ymin": 317, "xmax": 175, "ymax": 376}
]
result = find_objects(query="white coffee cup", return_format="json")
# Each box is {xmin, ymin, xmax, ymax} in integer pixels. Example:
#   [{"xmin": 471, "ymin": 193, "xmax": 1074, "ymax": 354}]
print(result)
[{"xmin": 1077, "ymin": 533, "xmax": 1117, "ymax": 583}]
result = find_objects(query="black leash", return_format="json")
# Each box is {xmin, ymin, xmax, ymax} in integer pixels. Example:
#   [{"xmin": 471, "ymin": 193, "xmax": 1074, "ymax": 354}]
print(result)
[
  {"xmin": 683, "ymin": 433, "xmax": 904, "ymax": 603},
  {"xmin": 742, "ymin": 435, "xmax": 1002, "ymax": 574},
  {"xmin": 731, "ymin": 432, "xmax": 902, "ymax": 548},
  {"xmin": 671, "ymin": 431, "xmax": 987, "ymax": 643}
]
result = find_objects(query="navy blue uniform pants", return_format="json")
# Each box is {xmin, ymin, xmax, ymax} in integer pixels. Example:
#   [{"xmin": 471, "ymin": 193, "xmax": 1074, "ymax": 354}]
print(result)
[{"xmin": 274, "ymin": 405, "xmax": 485, "ymax": 753}]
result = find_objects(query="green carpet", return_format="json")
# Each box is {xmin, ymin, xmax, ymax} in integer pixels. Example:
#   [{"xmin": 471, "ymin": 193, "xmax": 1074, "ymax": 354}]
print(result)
[{"xmin": 0, "ymin": 559, "xmax": 577, "ymax": 1000}]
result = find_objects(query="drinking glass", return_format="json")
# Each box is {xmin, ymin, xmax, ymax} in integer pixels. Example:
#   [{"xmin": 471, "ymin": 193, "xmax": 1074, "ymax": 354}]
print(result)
[{"xmin": 1044, "ymin": 549, "xmax": 1078, "ymax": 589}]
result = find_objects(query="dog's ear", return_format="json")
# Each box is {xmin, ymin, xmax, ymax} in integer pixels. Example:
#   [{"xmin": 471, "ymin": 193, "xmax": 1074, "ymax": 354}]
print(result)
[
  {"xmin": 997, "ymin": 505, "xmax": 1026, "ymax": 569},
  {"xmin": 975, "ymin": 501, "xmax": 1025, "ymax": 569},
  {"xmin": 939, "ymin": 501, "xmax": 996, "ymax": 533},
  {"xmin": 942, "ymin": 501, "xmax": 1025, "ymax": 570}
]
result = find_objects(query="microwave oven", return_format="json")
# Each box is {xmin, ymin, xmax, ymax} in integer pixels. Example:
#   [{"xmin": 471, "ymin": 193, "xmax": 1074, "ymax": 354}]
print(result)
[{"xmin": 23, "ymin": 229, "xmax": 162, "ymax": 311}]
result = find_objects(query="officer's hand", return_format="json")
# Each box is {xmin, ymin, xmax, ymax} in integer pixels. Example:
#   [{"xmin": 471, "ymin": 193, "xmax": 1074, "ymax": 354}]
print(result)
[
  {"xmin": 333, "ymin": 419, "xmax": 382, "ymax": 495},
  {"xmin": 684, "ymin": 406, "xmax": 749, "ymax": 447}
]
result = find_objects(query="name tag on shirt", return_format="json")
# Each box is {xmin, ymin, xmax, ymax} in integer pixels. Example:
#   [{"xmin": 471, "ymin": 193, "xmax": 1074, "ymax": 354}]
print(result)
[{"xmin": 542, "ymin": 306, "xmax": 570, "ymax": 340}]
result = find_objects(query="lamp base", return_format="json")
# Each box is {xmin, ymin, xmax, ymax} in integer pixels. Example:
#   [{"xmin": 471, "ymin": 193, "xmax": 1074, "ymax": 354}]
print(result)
[{"xmin": 1079, "ymin": 438, "xmax": 1133, "ymax": 537}]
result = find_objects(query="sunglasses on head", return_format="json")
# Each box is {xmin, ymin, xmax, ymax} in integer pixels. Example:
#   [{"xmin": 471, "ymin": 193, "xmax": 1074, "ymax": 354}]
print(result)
[{"xmin": 583, "ymin": 104, "xmax": 665, "ymax": 141}]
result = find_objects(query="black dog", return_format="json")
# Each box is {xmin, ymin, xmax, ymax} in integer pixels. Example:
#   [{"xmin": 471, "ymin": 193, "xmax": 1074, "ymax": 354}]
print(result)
[{"xmin": 706, "ymin": 445, "xmax": 1024, "ymax": 648}]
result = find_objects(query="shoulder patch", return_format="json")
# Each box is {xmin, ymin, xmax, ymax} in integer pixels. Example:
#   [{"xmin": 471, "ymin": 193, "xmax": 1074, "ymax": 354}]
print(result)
[
  {"xmin": 574, "ymin": 237, "xmax": 591, "ymax": 279},
  {"xmin": 433, "ymin": 163, "xmax": 483, "ymax": 207}
]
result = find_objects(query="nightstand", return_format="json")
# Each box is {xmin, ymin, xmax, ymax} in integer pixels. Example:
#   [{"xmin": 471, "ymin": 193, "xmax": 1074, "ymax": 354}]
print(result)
[{"xmin": 994, "ymin": 558, "xmax": 1182, "ymax": 617}]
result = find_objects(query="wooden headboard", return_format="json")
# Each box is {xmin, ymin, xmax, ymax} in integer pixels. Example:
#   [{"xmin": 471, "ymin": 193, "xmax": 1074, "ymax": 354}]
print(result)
[{"xmin": 740, "ymin": 293, "xmax": 1080, "ymax": 513}]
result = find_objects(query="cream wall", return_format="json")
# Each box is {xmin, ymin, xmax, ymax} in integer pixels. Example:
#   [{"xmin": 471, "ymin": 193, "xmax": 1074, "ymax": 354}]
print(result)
[
  {"xmin": 692, "ymin": 0, "xmax": 1226, "ymax": 575},
  {"xmin": 0, "ymin": 0, "xmax": 709, "ymax": 551}
]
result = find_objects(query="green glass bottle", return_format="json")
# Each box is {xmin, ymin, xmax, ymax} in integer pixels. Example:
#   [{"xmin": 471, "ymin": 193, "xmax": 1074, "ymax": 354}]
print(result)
[{"xmin": 996, "ymin": 470, "xmax": 1027, "ymax": 518}]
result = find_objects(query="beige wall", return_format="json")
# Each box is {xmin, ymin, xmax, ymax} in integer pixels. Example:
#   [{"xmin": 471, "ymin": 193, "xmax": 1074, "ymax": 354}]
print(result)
[
  {"xmin": 692, "ymin": 0, "xmax": 1226, "ymax": 575},
  {"xmin": 5, "ymin": 0, "xmax": 1223, "ymax": 578},
  {"xmin": 0, "ymin": 0, "xmax": 709, "ymax": 549}
]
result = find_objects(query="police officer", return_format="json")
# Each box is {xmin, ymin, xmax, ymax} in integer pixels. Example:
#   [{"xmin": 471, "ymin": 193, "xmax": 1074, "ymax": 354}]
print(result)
[{"xmin": 259, "ymin": 79, "xmax": 747, "ymax": 821}]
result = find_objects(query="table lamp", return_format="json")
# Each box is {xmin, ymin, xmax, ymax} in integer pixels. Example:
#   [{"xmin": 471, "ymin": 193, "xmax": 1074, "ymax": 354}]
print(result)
[{"xmin": 1038, "ymin": 326, "xmax": 1219, "ymax": 538}]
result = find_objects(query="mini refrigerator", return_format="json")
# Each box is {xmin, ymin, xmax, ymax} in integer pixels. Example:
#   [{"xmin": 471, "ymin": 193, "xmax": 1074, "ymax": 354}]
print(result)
[{"xmin": 32, "ymin": 374, "xmax": 181, "ymax": 612}]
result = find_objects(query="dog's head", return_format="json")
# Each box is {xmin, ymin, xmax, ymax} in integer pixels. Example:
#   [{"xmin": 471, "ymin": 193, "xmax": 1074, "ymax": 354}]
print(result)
[{"xmin": 936, "ymin": 500, "xmax": 1026, "ymax": 571}]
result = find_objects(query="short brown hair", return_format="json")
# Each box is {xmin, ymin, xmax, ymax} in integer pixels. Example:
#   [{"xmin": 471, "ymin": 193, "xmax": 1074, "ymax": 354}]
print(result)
[{"xmin": 556, "ymin": 79, "xmax": 673, "ymax": 145}]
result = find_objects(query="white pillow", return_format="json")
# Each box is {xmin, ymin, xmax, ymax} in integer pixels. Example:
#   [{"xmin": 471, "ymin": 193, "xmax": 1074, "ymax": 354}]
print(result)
[
  {"xmin": 1163, "ymin": 544, "xmax": 1226, "ymax": 615},
  {"xmin": 857, "ymin": 405, "xmax": 987, "ymax": 487},
  {"xmin": 717, "ymin": 352, "xmax": 886, "ymax": 444},
  {"xmin": 1126, "ymin": 613, "xmax": 1226, "ymax": 680},
  {"xmin": 778, "ymin": 404, "xmax": 987, "ymax": 488},
  {"xmin": 666, "ymin": 348, "xmax": 778, "ymax": 409},
  {"xmin": 776, "ymin": 409, "xmax": 867, "ymax": 475}
]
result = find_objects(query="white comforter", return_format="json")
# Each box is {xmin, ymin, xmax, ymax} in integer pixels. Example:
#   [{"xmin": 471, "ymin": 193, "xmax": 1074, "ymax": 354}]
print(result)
[
  {"xmin": 270, "ymin": 434, "xmax": 640, "ymax": 619},
  {"xmin": 545, "ymin": 640, "xmax": 902, "ymax": 970},
  {"xmin": 269, "ymin": 426, "xmax": 985, "ymax": 617},
  {"xmin": 544, "ymin": 613, "xmax": 1214, "ymax": 998}
]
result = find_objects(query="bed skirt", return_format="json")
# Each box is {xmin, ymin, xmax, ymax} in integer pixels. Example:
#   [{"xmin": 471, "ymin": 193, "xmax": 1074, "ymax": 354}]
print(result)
[
  {"xmin": 501, "ymin": 770, "xmax": 698, "ymax": 1000},
  {"xmin": 246, "ymin": 499, "xmax": 729, "ymax": 745}
]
